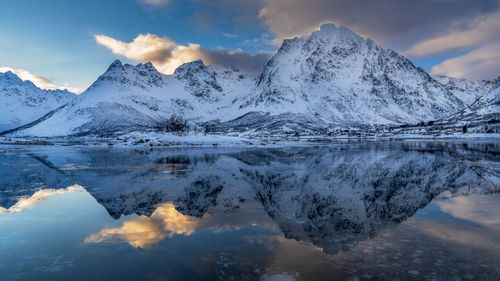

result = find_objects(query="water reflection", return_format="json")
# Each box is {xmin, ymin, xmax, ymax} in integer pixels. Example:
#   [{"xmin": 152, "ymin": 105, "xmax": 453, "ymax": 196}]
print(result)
[
  {"xmin": 1, "ymin": 185, "xmax": 84, "ymax": 213},
  {"xmin": 85, "ymin": 203, "xmax": 201, "ymax": 248},
  {"xmin": 0, "ymin": 141, "xmax": 499, "ymax": 280}
]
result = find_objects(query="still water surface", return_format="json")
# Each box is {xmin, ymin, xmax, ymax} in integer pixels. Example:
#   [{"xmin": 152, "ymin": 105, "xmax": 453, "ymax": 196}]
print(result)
[{"xmin": 0, "ymin": 141, "xmax": 499, "ymax": 281}]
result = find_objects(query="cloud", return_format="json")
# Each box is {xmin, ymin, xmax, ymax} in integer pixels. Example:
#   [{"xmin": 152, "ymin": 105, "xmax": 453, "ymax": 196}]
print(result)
[
  {"xmin": 414, "ymin": 217, "xmax": 500, "ymax": 252},
  {"xmin": 413, "ymin": 195, "xmax": 500, "ymax": 251},
  {"xmin": 0, "ymin": 66, "xmax": 82, "ymax": 93},
  {"xmin": 111, "ymin": 0, "xmax": 499, "ymax": 79},
  {"xmin": 222, "ymin": 33, "xmax": 238, "ymax": 38},
  {"xmin": 405, "ymin": 12, "xmax": 500, "ymax": 58},
  {"xmin": 405, "ymin": 11, "xmax": 500, "ymax": 80},
  {"xmin": 95, "ymin": 33, "xmax": 273, "ymax": 73},
  {"xmin": 242, "ymin": 0, "xmax": 500, "ymax": 48},
  {"xmin": 436, "ymin": 194, "xmax": 500, "ymax": 228},
  {"xmin": 139, "ymin": 0, "xmax": 169, "ymax": 7},
  {"xmin": 241, "ymin": 32, "xmax": 274, "ymax": 48},
  {"xmin": 221, "ymin": 0, "xmax": 500, "ymax": 80},
  {"xmin": 430, "ymin": 43, "xmax": 500, "ymax": 80},
  {"xmin": 188, "ymin": 0, "xmax": 265, "ymax": 31}
]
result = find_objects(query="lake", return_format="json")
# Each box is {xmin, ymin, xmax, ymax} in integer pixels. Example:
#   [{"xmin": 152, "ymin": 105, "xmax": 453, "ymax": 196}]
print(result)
[{"xmin": 1, "ymin": 141, "xmax": 499, "ymax": 281}]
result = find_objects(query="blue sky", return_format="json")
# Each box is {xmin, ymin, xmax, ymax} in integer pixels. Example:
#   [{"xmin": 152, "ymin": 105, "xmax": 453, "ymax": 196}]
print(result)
[
  {"xmin": 1, "ymin": 0, "xmax": 499, "ymax": 92},
  {"xmin": 0, "ymin": 0, "xmax": 267, "ymax": 91}
]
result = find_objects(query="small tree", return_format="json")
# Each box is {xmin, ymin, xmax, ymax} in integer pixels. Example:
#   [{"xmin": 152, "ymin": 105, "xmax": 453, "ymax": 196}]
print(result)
[
  {"xmin": 462, "ymin": 125, "xmax": 468, "ymax": 134},
  {"xmin": 156, "ymin": 116, "xmax": 187, "ymax": 135}
]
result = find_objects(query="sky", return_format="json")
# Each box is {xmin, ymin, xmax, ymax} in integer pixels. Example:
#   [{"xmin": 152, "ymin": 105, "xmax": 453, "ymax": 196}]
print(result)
[{"xmin": 0, "ymin": 0, "xmax": 499, "ymax": 93}]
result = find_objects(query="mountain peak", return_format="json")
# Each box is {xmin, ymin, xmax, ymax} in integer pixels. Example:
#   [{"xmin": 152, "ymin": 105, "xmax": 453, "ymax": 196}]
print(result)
[
  {"xmin": 135, "ymin": 62, "xmax": 156, "ymax": 70},
  {"xmin": 134, "ymin": 62, "xmax": 163, "ymax": 86},
  {"xmin": 134, "ymin": 62, "xmax": 161, "ymax": 76},
  {"xmin": 173, "ymin": 60, "xmax": 224, "ymax": 100},
  {"xmin": 320, "ymin": 23, "xmax": 337, "ymax": 32},
  {"xmin": 100, "ymin": 59, "xmax": 126, "ymax": 78},
  {"xmin": 143, "ymin": 62, "xmax": 155, "ymax": 70},
  {"xmin": 107, "ymin": 59, "xmax": 124, "ymax": 71},
  {"xmin": 312, "ymin": 23, "xmax": 363, "ymax": 43},
  {"xmin": 174, "ymin": 60, "xmax": 207, "ymax": 75},
  {"xmin": 174, "ymin": 60, "xmax": 211, "ymax": 80},
  {"xmin": 90, "ymin": 60, "xmax": 127, "ymax": 86},
  {"xmin": 0, "ymin": 71, "xmax": 41, "ymax": 91},
  {"xmin": 187, "ymin": 59, "xmax": 205, "ymax": 66},
  {"xmin": 89, "ymin": 59, "xmax": 164, "ymax": 90},
  {"xmin": 317, "ymin": 23, "xmax": 354, "ymax": 36},
  {"xmin": 0, "ymin": 71, "xmax": 23, "ymax": 84}
]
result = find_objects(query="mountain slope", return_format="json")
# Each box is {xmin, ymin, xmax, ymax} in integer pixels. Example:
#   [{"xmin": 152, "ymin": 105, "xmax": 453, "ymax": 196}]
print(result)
[
  {"xmin": 438, "ymin": 86, "xmax": 500, "ymax": 126},
  {"xmin": 0, "ymin": 71, "xmax": 75, "ymax": 132},
  {"xmin": 433, "ymin": 74, "xmax": 500, "ymax": 105},
  {"xmin": 469, "ymin": 86, "xmax": 500, "ymax": 118}
]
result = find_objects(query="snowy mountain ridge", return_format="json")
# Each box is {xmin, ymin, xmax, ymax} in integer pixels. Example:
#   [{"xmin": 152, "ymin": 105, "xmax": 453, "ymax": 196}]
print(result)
[
  {"xmin": 433, "ymin": 74, "xmax": 500, "ymax": 105},
  {"xmin": 0, "ymin": 71, "xmax": 75, "ymax": 132},
  {"xmin": 433, "ymin": 74, "xmax": 500, "ymax": 95},
  {"xmin": 435, "ymin": 86, "xmax": 500, "ymax": 127},
  {"xmin": 2, "ymin": 24, "xmax": 499, "ymax": 137},
  {"xmin": 8, "ymin": 59, "xmax": 258, "ymax": 137}
]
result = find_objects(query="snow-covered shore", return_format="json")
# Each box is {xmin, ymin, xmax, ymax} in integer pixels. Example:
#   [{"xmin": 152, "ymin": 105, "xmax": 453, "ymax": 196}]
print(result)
[{"xmin": 0, "ymin": 132, "xmax": 498, "ymax": 148}]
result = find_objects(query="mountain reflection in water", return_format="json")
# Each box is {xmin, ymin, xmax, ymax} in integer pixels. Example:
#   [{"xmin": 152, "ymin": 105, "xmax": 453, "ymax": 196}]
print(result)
[{"xmin": 0, "ymin": 141, "xmax": 499, "ymax": 281}]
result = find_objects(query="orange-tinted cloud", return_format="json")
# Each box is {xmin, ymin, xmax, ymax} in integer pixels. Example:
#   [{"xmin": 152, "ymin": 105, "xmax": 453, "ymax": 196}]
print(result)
[{"xmin": 94, "ymin": 34, "xmax": 273, "ymax": 74}]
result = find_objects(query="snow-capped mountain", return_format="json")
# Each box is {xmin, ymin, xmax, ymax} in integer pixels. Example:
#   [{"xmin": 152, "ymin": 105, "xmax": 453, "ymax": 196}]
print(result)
[
  {"xmin": 5, "ymin": 24, "xmax": 498, "ymax": 137},
  {"xmin": 433, "ymin": 74, "xmax": 500, "ymax": 105},
  {"xmin": 0, "ymin": 71, "xmax": 75, "ymax": 132},
  {"xmin": 239, "ymin": 24, "xmax": 475, "ymax": 129},
  {"xmin": 474, "ymin": 86, "xmax": 500, "ymax": 117},
  {"xmin": 438, "ymin": 86, "xmax": 500, "ymax": 127},
  {"xmin": 12, "ymin": 60, "xmax": 257, "ymax": 137},
  {"xmin": 434, "ymin": 74, "xmax": 500, "ymax": 94}
]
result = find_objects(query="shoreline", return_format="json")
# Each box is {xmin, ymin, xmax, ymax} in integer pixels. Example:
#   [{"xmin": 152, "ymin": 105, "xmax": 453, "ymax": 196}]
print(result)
[{"xmin": 1, "ymin": 133, "xmax": 499, "ymax": 148}]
